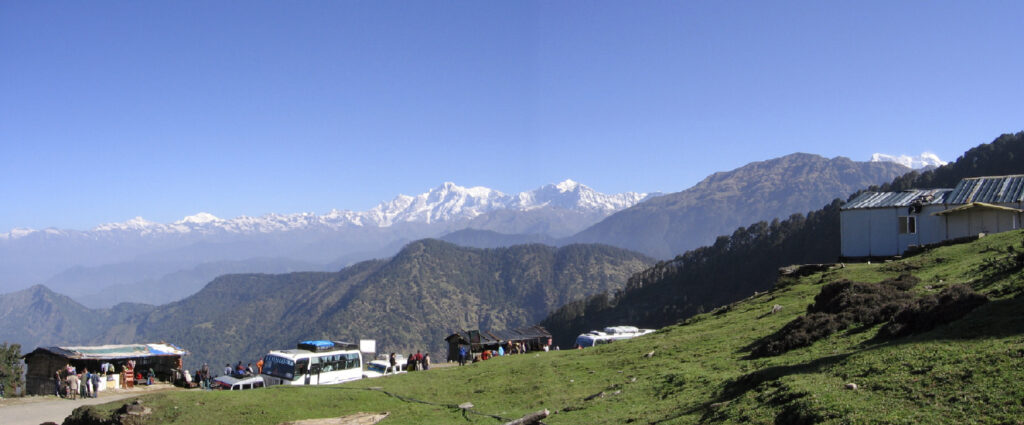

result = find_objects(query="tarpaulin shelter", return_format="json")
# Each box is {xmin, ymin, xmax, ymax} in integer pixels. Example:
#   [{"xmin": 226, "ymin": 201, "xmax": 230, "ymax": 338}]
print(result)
[
  {"xmin": 22, "ymin": 343, "xmax": 188, "ymax": 395},
  {"xmin": 444, "ymin": 326, "xmax": 551, "ymax": 362}
]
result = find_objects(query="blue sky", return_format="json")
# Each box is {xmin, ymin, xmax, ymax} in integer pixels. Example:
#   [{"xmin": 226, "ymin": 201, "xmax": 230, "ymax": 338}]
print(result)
[{"xmin": 2, "ymin": 1, "xmax": 1022, "ymax": 231}]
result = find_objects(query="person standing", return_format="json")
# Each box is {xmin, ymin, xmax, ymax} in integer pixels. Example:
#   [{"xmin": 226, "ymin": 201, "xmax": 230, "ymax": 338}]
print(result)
[
  {"xmin": 256, "ymin": 359, "xmax": 264, "ymax": 375},
  {"xmin": 54, "ymin": 369, "xmax": 63, "ymax": 397},
  {"xmin": 91, "ymin": 370, "xmax": 101, "ymax": 397},
  {"xmin": 458, "ymin": 346, "xmax": 467, "ymax": 366},
  {"xmin": 388, "ymin": 353, "xmax": 397, "ymax": 374},
  {"xmin": 224, "ymin": 364, "xmax": 232, "ymax": 376},
  {"xmin": 201, "ymin": 363, "xmax": 211, "ymax": 389},
  {"xmin": 422, "ymin": 353, "xmax": 430, "ymax": 370},
  {"xmin": 82, "ymin": 369, "xmax": 92, "ymax": 398},
  {"xmin": 67, "ymin": 372, "xmax": 79, "ymax": 400}
]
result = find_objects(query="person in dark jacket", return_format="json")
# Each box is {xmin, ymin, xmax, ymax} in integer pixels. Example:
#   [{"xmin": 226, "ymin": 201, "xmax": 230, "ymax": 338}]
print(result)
[{"xmin": 90, "ymin": 371, "xmax": 101, "ymax": 397}]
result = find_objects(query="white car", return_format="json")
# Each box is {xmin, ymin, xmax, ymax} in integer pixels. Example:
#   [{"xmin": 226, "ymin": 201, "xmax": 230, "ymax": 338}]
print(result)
[
  {"xmin": 362, "ymin": 360, "xmax": 406, "ymax": 378},
  {"xmin": 212, "ymin": 374, "xmax": 265, "ymax": 390}
]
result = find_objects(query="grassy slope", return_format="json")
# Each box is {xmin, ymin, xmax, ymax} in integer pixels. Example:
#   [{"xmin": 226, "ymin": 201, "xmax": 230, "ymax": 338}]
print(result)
[{"xmin": 74, "ymin": 230, "xmax": 1024, "ymax": 424}]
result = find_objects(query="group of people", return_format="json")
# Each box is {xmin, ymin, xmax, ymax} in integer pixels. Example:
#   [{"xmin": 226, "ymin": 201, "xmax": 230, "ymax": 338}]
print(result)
[
  {"xmin": 224, "ymin": 360, "xmax": 263, "ymax": 377},
  {"xmin": 190, "ymin": 363, "xmax": 213, "ymax": 390},
  {"xmin": 53, "ymin": 363, "xmax": 104, "ymax": 400},
  {"xmin": 457, "ymin": 340, "xmax": 551, "ymax": 365},
  {"xmin": 386, "ymin": 350, "xmax": 430, "ymax": 373}
]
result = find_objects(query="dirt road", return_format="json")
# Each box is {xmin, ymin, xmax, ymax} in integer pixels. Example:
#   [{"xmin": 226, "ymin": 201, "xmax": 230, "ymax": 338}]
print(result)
[{"xmin": 0, "ymin": 384, "xmax": 177, "ymax": 425}]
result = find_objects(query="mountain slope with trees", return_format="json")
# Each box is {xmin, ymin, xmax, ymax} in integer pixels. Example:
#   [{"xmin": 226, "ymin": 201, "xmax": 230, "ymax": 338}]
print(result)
[
  {"xmin": 569, "ymin": 153, "xmax": 911, "ymax": 259},
  {"xmin": 134, "ymin": 240, "xmax": 652, "ymax": 367},
  {"xmin": 544, "ymin": 132, "xmax": 1024, "ymax": 348},
  {"xmin": 0, "ymin": 241, "xmax": 652, "ymax": 368}
]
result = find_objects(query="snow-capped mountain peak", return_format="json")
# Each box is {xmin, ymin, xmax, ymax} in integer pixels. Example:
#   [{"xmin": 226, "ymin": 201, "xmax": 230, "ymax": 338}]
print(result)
[
  {"xmin": 176, "ymin": 212, "xmax": 222, "ymax": 225},
  {"xmin": 870, "ymin": 152, "xmax": 947, "ymax": 169},
  {"xmin": 555, "ymin": 179, "xmax": 581, "ymax": 192},
  {"xmin": 93, "ymin": 216, "xmax": 157, "ymax": 232}
]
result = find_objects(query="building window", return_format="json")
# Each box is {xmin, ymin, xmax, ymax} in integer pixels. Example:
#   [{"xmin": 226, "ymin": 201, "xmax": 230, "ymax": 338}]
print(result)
[{"xmin": 899, "ymin": 216, "xmax": 916, "ymax": 234}]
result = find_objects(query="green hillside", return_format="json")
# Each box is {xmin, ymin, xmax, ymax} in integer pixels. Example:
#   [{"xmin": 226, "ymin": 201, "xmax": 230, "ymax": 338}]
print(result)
[
  {"xmin": 130, "ymin": 240, "xmax": 653, "ymax": 368},
  {"xmin": 68, "ymin": 229, "xmax": 1024, "ymax": 424}
]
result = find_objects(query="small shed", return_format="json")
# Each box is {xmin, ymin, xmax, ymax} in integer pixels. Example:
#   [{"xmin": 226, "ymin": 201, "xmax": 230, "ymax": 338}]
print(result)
[
  {"xmin": 22, "ymin": 343, "xmax": 188, "ymax": 396},
  {"xmin": 444, "ymin": 326, "xmax": 552, "ymax": 362}
]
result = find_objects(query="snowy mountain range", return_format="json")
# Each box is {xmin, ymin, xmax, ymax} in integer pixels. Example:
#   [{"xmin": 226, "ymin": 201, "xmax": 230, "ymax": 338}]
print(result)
[
  {"xmin": 870, "ymin": 152, "xmax": 947, "ymax": 169},
  {"xmin": 1, "ymin": 179, "xmax": 649, "ymax": 239},
  {"xmin": 0, "ymin": 180, "xmax": 651, "ymax": 306}
]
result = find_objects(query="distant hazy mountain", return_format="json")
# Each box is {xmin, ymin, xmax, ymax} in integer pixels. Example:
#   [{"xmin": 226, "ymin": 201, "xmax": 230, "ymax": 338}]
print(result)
[
  {"xmin": 49, "ymin": 258, "xmax": 326, "ymax": 308},
  {"xmin": 0, "ymin": 285, "xmax": 154, "ymax": 349},
  {"xmin": 569, "ymin": 154, "xmax": 912, "ymax": 259},
  {"xmin": 0, "ymin": 180, "xmax": 650, "ymax": 303},
  {"xmin": 0, "ymin": 240, "xmax": 653, "ymax": 367}
]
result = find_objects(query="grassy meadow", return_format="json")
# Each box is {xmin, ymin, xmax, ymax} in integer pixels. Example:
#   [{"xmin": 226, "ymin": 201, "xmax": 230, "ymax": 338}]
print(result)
[{"xmin": 70, "ymin": 230, "xmax": 1024, "ymax": 424}]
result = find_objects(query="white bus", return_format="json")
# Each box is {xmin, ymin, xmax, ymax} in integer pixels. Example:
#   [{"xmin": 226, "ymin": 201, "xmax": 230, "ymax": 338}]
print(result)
[
  {"xmin": 260, "ymin": 340, "xmax": 363, "ymax": 386},
  {"xmin": 575, "ymin": 326, "xmax": 655, "ymax": 348}
]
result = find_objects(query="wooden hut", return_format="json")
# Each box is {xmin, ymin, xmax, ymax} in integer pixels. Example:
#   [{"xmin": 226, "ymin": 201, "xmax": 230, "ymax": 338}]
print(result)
[
  {"xmin": 445, "ymin": 326, "xmax": 552, "ymax": 362},
  {"xmin": 22, "ymin": 343, "xmax": 188, "ymax": 396}
]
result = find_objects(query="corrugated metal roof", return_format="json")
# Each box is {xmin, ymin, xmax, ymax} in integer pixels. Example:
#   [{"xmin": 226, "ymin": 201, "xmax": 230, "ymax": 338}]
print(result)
[
  {"xmin": 946, "ymin": 175, "xmax": 1024, "ymax": 205},
  {"xmin": 842, "ymin": 189, "xmax": 951, "ymax": 210},
  {"xmin": 31, "ymin": 343, "xmax": 188, "ymax": 360},
  {"xmin": 446, "ymin": 326, "xmax": 551, "ymax": 345}
]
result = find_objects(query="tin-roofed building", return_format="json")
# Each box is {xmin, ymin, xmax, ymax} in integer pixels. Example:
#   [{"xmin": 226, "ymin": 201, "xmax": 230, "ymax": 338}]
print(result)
[
  {"xmin": 444, "ymin": 326, "xmax": 552, "ymax": 362},
  {"xmin": 22, "ymin": 343, "xmax": 188, "ymax": 396},
  {"xmin": 841, "ymin": 175, "xmax": 1024, "ymax": 258}
]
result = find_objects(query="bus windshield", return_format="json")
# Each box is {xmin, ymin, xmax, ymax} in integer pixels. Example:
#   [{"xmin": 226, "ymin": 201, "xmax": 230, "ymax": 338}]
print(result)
[{"xmin": 262, "ymin": 355, "xmax": 296, "ymax": 380}]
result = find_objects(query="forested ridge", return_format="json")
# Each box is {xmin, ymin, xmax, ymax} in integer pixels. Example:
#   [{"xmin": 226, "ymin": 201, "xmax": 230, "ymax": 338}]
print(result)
[
  {"xmin": 0, "ymin": 241, "xmax": 653, "ymax": 368},
  {"xmin": 542, "ymin": 131, "xmax": 1024, "ymax": 348}
]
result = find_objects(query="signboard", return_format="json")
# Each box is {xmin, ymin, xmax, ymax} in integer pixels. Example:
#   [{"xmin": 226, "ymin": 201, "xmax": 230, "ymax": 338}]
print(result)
[{"xmin": 359, "ymin": 339, "xmax": 376, "ymax": 354}]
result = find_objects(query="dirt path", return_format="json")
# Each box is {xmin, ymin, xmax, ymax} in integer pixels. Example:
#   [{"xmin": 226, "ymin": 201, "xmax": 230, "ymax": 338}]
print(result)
[{"xmin": 0, "ymin": 384, "xmax": 179, "ymax": 425}]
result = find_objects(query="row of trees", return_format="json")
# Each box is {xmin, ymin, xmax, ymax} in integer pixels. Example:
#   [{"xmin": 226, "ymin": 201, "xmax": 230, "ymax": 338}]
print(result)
[{"xmin": 542, "ymin": 131, "xmax": 1024, "ymax": 348}]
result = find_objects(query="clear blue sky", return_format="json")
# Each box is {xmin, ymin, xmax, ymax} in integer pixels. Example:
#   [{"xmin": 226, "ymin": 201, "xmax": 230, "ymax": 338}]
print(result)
[{"xmin": 2, "ymin": 1, "xmax": 1022, "ymax": 231}]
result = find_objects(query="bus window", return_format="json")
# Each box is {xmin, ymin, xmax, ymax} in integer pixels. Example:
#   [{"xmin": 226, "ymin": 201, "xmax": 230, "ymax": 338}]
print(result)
[
  {"xmin": 296, "ymin": 359, "xmax": 309, "ymax": 375},
  {"xmin": 345, "ymin": 353, "xmax": 359, "ymax": 369}
]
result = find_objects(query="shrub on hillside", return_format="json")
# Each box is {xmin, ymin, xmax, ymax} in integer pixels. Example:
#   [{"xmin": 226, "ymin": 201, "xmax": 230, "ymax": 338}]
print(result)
[
  {"xmin": 876, "ymin": 284, "xmax": 988, "ymax": 339},
  {"xmin": 750, "ymin": 275, "xmax": 918, "ymax": 357}
]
